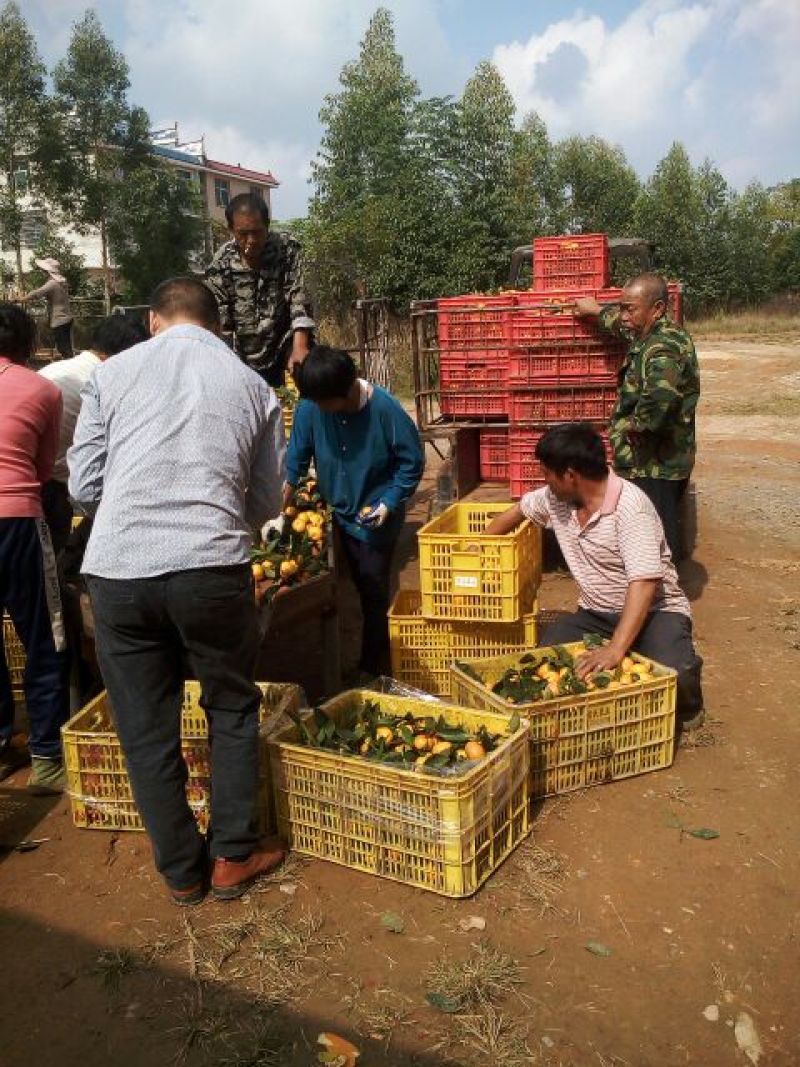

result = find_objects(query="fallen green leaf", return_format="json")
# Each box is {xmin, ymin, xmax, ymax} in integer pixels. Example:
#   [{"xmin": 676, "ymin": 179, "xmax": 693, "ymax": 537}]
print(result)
[
  {"xmin": 688, "ymin": 827, "xmax": 720, "ymax": 840},
  {"xmin": 425, "ymin": 991, "xmax": 462, "ymax": 1013},
  {"xmin": 381, "ymin": 911, "xmax": 405, "ymax": 934},
  {"xmin": 585, "ymin": 941, "xmax": 613, "ymax": 957}
]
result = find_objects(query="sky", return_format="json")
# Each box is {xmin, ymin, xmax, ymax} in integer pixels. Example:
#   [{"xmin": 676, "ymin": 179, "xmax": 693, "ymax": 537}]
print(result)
[{"xmin": 19, "ymin": 0, "xmax": 800, "ymax": 219}]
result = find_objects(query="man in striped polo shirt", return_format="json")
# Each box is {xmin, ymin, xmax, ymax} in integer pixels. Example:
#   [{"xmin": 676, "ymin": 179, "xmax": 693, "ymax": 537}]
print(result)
[{"xmin": 487, "ymin": 422, "xmax": 704, "ymax": 728}]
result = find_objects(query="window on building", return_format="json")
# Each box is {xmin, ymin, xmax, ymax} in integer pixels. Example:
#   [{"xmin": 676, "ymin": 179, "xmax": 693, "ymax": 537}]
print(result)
[
  {"xmin": 13, "ymin": 162, "xmax": 30, "ymax": 195},
  {"xmin": 249, "ymin": 185, "xmax": 265, "ymax": 201},
  {"xmin": 20, "ymin": 209, "xmax": 47, "ymax": 249},
  {"xmin": 214, "ymin": 178, "xmax": 230, "ymax": 208}
]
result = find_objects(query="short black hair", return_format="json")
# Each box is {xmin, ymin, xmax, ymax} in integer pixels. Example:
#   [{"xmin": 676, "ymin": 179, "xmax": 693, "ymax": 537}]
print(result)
[
  {"xmin": 91, "ymin": 314, "xmax": 148, "ymax": 356},
  {"xmin": 294, "ymin": 345, "xmax": 357, "ymax": 402},
  {"xmin": 150, "ymin": 277, "xmax": 220, "ymax": 330},
  {"xmin": 627, "ymin": 272, "xmax": 669, "ymax": 309},
  {"xmin": 225, "ymin": 192, "xmax": 270, "ymax": 228},
  {"xmin": 535, "ymin": 423, "xmax": 608, "ymax": 479},
  {"xmin": 0, "ymin": 303, "xmax": 37, "ymax": 364}
]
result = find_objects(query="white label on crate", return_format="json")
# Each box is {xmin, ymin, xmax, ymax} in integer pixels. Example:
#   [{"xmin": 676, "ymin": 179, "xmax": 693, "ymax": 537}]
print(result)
[{"xmin": 454, "ymin": 575, "xmax": 479, "ymax": 589}]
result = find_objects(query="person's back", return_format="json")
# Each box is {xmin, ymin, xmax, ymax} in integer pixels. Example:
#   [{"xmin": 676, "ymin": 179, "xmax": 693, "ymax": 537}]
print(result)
[
  {"xmin": 71, "ymin": 322, "xmax": 285, "ymax": 579},
  {"xmin": 69, "ymin": 278, "xmax": 288, "ymax": 907},
  {"xmin": 0, "ymin": 351, "xmax": 62, "ymax": 518}
]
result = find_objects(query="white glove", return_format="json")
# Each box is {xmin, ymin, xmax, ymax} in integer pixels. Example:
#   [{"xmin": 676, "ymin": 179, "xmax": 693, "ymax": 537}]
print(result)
[
  {"xmin": 261, "ymin": 514, "xmax": 286, "ymax": 542},
  {"xmin": 357, "ymin": 502, "xmax": 390, "ymax": 529}
]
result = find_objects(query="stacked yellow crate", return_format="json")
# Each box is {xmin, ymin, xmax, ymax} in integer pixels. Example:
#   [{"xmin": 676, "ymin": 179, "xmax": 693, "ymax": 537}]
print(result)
[{"xmin": 389, "ymin": 502, "xmax": 543, "ymax": 699}]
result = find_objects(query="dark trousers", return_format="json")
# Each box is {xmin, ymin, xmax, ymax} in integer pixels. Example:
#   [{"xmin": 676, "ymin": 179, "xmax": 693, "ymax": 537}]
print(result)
[
  {"xmin": 0, "ymin": 518, "xmax": 69, "ymax": 756},
  {"xmin": 87, "ymin": 565, "xmax": 261, "ymax": 890},
  {"xmin": 630, "ymin": 477, "xmax": 688, "ymax": 562},
  {"xmin": 51, "ymin": 322, "xmax": 73, "ymax": 359},
  {"xmin": 541, "ymin": 607, "xmax": 703, "ymax": 719},
  {"xmin": 41, "ymin": 480, "xmax": 73, "ymax": 557},
  {"xmin": 338, "ymin": 526, "xmax": 395, "ymax": 677}
]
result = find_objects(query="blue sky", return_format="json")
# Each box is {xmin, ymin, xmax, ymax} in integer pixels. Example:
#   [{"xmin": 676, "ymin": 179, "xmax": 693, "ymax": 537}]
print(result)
[{"xmin": 19, "ymin": 0, "xmax": 800, "ymax": 219}]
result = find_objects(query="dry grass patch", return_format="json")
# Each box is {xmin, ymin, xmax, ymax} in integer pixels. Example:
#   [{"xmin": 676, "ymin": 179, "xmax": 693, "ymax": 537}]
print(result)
[
  {"xmin": 93, "ymin": 946, "xmax": 140, "ymax": 991},
  {"xmin": 689, "ymin": 311, "xmax": 800, "ymax": 340},
  {"xmin": 426, "ymin": 940, "xmax": 523, "ymax": 1013},
  {"xmin": 720, "ymin": 394, "xmax": 800, "ymax": 418}
]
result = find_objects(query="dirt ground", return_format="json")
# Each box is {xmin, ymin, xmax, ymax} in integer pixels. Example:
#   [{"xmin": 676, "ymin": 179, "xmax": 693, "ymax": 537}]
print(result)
[{"xmin": 1, "ymin": 338, "xmax": 799, "ymax": 1067}]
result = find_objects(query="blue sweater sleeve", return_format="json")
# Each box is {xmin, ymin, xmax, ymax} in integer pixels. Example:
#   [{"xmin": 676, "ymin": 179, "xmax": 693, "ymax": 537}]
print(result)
[
  {"xmin": 379, "ymin": 398, "xmax": 425, "ymax": 512},
  {"xmin": 285, "ymin": 399, "xmax": 314, "ymax": 486}
]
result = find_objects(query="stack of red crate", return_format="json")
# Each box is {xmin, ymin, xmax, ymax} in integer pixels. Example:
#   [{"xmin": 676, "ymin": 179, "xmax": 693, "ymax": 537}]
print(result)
[{"xmin": 436, "ymin": 235, "xmax": 683, "ymax": 496}]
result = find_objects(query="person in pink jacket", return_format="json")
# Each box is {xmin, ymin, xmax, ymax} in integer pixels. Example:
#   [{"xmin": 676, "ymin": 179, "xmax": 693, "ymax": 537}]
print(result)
[{"xmin": 0, "ymin": 303, "xmax": 70, "ymax": 791}]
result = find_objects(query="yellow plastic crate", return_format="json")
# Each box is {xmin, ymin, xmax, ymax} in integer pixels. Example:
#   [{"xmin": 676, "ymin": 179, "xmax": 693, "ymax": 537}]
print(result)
[
  {"xmin": 417, "ymin": 502, "xmax": 542, "ymax": 623},
  {"xmin": 2, "ymin": 614, "xmax": 25, "ymax": 700},
  {"xmin": 63, "ymin": 681, "xmax": 302, "ymax": 833},
  {"xmin": 269, "ymin": 689, "xmax": 530, "ymax": 898},
  {"xmin": 389, "ymin": 588, "xmax": 539, "ymax": 698},
  {"xmin": 283, "ymin": 406, "xmax": 294, "ymax": 439},
  {"xmin": 450, "ymin": 644, "xmax": 676, "ymax": 798}
]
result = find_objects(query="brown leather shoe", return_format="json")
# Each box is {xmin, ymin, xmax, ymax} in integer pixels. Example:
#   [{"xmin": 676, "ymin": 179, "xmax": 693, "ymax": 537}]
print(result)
[
  {"xmin": 211, "ymin": 837, "xmax": 287, "ymax": 901},
  {"xmin": 169, "ymin": 882, "xmax": 206, "ymax": 907}
]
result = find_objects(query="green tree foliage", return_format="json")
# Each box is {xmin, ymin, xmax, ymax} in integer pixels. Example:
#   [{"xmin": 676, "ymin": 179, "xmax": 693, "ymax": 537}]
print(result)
[
  {"xmin": 106, "ymin": 162, "xmax": 203, "ymax": 302},
  {"xmin": 509, "ymin": 111, "xmax": 559, "ymax": 247},
  {"xmin": 554, "ymin": 134, "xmax": 640, "ymax": 236},
  {"xmin": 767, "ymin": 180, "xmax": 800, "ymax": 292},
  {"xmin": 52, "ymin": 10, "xmax": 150, "ymax": 309},
  {"xmin": 0, "ymin": 1, "xmax": 48, "ymax": 286},
  {"xmin": 308, "ymin": 7, "xmax": 419, "ymax": 310},
  {"xmin": 451, "ymin": 61, "xmax": 516, "ymax": 293}
]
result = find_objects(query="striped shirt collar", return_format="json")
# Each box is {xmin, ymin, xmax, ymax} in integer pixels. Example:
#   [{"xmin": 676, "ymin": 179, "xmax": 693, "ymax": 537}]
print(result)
[{"xmin": 600, "ymin": 470, "xmax": 624, "ymax": 515}]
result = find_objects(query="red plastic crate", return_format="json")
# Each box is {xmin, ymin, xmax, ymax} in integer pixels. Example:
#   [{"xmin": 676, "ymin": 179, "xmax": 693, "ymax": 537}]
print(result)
[
  {"xmin": 437, "ymin": 294, "xmax": 515, "ymax": 353},
  {"xmin": 479, "ymin": 428, "xmax": 509, "ymax": 482},
  {"xmin": 440, "ymin": 391, "xmax": 508, "ymax": 419},
  {"xmin": 507, "ymin": 384, "xmax": 618, "ymax": 424},
  {"xmin": 509, "ymin": 426, "xmax": 613, "ymax": 499},
  {"xmin": 439, "ymin": 350, "xmax": 509, "ymax": 388},
  {"xmin": 533, "ymin": 235, "xmax": 609, "ymax": 291}
]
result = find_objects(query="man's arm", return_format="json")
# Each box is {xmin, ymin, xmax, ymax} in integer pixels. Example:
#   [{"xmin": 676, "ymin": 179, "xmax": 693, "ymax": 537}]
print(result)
[
  {"xmin": 284, "ymin": 400, "xmax": 314, "ymax": 499},
  {"xmin": 377, "ymin": 407, "xmax": 424, "ymax": 513},
  {"xmin": 36, "ymin": 390, "xmax": 63, "ymax": 486},
  {"xmin": 576, "ymin": 579, "xmax": 659, "ymax": 676},
  {"xmin": 20, "ymin": 278, "xmax": 56, "ymax": 304},
  {"xmin": 485, "ymin": 488, "xmax": 550, "ymax": 535},
  {"xmin": 67, "ymin": 376, "xmax": 107, "ymax": 515},
  {"xmin": 245, "ymin": 394, "xmax": 287, "ymax": 530},
  {"xmin": 283, "ymin": 238, "xmax": 315, "ymax": 369},
  {"xmin": 204, "ymin": 258, "xmax": 235, "ymax": 345},
  {"xmin": 575, "ymin": 296, "xmax": 627, "ymax": 339}
]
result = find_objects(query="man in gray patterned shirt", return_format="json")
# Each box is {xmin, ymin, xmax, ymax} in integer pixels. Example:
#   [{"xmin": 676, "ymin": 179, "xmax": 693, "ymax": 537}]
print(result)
[
  {"xmin": 204, "ymin": 193, "xmax": 315, "ymax": 386},
  {"xmin": 69, "ymin": 277, "xmax": 287, "ymax": 905}
]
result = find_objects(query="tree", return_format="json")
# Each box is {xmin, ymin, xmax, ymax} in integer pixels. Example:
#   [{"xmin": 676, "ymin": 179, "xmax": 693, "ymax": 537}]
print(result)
[
  {"xmin": 308, "ymin": 7, "xmax": 419, "ymax": 312},
  {"xmin": 553, "ymin": 134, "xmax": 640, "ymax": 236},
  {"xmin": 509, "ymin": 111, "xmax": 559, "ymax": 249},
  {"xmin": 767, "ymin": 179, "xmax": 800, "ymax": 293},
  {"xmin": 106, "ymin": 163, "xmax": 203, "ymax": 302},
  {"xmin": 52, "ymin": 10, "xmax": 149, "ymax": 311},
  {"xmin": 452, "ymin": 61, "xmax": 516, "ymax": 292},
  {"xmin": 634, "ymin": 143, "xmax": 702, "ymax": 303},
  {"xmin": 0, "ymin": 1, "xmax": 47, "ymax": 288}
]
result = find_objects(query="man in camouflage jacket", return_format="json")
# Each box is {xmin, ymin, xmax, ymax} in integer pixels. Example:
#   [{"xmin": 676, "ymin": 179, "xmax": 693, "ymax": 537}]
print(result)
[
  {"xmin": 205, "ymin": 193, "xmax": 315, "ymax": 387},
  {"xmin": 576, "ymin": 273, "xmax": 699, "ymax": 560}
]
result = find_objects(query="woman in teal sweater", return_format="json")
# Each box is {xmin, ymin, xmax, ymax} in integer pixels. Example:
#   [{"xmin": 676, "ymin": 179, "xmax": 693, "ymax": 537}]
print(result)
[{"xmin": 286, "ymin": 346, "xmax": 424, "ymax": 677}]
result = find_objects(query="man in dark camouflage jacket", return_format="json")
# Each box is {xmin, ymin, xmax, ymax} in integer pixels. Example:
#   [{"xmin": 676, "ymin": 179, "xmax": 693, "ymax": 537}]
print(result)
[
  {"xmin": 205, "ymin": 193, "xmax": 315, "ymax": 387},
  {"xmin": 576, "ymin": 274, "xmax": 699, "ymax": 560}
]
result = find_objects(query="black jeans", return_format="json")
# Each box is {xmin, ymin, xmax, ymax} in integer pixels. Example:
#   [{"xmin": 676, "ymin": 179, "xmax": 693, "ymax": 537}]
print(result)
[
  {"xmin": 52, "ymin": 321, "xmax": 73, "ymax": 359},
  {"xmin": 338, "ymin": 526, "xmax": 395, "ymax": 677},
  {"xmin": 0, "ymin": 518, "xmax": 69, "ymax": 756},
  {"xmin": 87, "ymin": 565, "xmax": 261, "ymax": 890},
  {"xmin": 630, "ymin": 477, "xmax": 688, "ymax": 562},
  {"xmin": 41, "ymin": 480, "xmax": 73, "ymax": 557},
  {"xmin": 541, "ymin": 608, "xmax": 703, "ymax": 719}
]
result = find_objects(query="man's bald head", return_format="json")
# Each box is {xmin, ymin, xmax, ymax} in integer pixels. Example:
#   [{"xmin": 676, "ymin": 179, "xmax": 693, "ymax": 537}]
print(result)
[
  {"xmin": 619, "ymin": 273, "xmax": 669, "ymax": 339},
  {"xmin": 625, "ymin": 272, "xmax": 669, "ymax": 311}
]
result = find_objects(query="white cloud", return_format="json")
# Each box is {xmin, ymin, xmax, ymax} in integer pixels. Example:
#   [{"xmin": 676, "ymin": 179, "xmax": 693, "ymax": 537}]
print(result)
[
  {"xmin": 493, "ymin": 0, "xmax": 715, "ymax": 140},
  {"xmin": 731, "ymin": 0, "xmax": 800, "ymax": 129}
]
